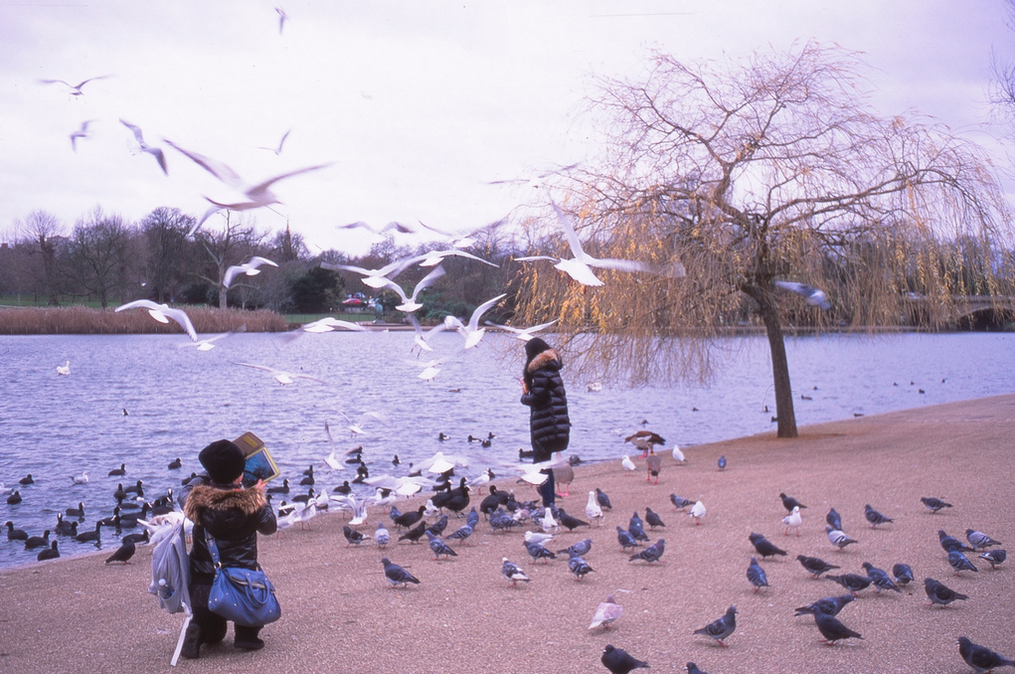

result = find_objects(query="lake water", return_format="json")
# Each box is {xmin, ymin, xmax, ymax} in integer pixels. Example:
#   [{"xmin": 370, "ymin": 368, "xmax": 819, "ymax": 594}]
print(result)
[{"xmin": 1, "ymin": 330, "xmax": 1012, "ymax": 568}]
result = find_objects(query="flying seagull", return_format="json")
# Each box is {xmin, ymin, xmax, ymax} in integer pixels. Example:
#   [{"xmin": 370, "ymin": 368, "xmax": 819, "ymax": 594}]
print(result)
[
  {"xmin": 379, "ymin": 265, "xmax": 446, "ymax": 313},
  {"xmin": 774, "ymin": 280, "xmax": 831, "ymax": 310},
  {"xmin": 38, "ymin": 75, "xmax": 109, "ymax": 96},
  {"xmin": 115, "ymin": 300, "xmax": 197, "ymax": 341},
  {"xmin": 484, "ymin": 319, "xmax": 557, "ymax": 342},
  {"xmin": 69, "ymin": 120, "xmax": 92, "ymax": 152},
  {"xmin": 234, "ymin": 362, "xmax": 327, "ymax": 385},
  {"xmin": 258, "ymin": 129, "xmax": 291, "ymax": 155},
  {"xmin": 443, "ymin": 293, "xmax": 507, "ymax": 348},
  {"xmin": 224, "ymin": 256, "xmax": 279, "ymax": 289},
  {"xmin": 119, "ymin": 120, "xmax": 168, "ymax": 174}
]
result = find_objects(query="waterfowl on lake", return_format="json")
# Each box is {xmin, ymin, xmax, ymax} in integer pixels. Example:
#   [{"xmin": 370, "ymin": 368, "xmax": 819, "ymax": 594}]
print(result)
[{"xmin": 108, "ymin": 464, "xmax": 126, "ymax": 477}]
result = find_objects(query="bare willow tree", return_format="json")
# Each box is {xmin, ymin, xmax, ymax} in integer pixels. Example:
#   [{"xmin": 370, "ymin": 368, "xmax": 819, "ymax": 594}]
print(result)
[{"xmin": 514, "ymin": 43, "xmax": 1011, "ymax": 438}]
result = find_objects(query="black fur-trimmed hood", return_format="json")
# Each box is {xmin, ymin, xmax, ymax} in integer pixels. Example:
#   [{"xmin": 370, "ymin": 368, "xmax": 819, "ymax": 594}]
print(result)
[
  {"xmin": 526, "ymin": 348, "xmax": 561, "ymax": 374},
  {"xmin": 183, "ymin": 483, "xmax": 266, "ymax": 521}
]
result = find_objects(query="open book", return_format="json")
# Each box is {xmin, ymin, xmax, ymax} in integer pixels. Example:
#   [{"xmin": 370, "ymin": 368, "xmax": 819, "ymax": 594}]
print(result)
[{"xmin": 233, "ymin": 431, "xmax": 281, "ymax": 486}]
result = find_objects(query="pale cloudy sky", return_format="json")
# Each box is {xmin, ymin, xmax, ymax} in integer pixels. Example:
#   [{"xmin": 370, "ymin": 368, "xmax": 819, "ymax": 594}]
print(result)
[{"xmin": 1, "ymin": 1, "xmax": 1012, "ymax": 255}]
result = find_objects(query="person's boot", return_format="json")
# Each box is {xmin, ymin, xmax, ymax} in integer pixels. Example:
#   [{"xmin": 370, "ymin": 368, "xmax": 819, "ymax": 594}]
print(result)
[
  {"xmin": 234, "ymin": 625, "xmax": 264, "ymax": 651},
  {"xmin": 180, "ymin": 622, "xmax": 202, "ymax": 660}
]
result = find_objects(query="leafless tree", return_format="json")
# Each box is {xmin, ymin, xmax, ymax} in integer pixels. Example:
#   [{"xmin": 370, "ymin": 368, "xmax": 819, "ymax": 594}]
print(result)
[
  {"xmin": 65, "ymin": 207, "xmax": 134, "ymax": 308},
  {"xmin": 18, "ymin": 210, "xmax": 65, "ymax": 305},
  {"xmin": 514, "ymin": 43, "xmax": 1012, "ymax": 438},
  {"xmin": 140, "ymin": 207, "xmax": 197, "ymax": 303},
  {"xmin": 194, "ymin": 211, "xmax": 265, "ymax": 309}
]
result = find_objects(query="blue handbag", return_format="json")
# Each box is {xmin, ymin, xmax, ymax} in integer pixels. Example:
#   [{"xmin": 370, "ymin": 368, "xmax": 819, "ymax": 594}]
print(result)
[{"xmin": 205, "ymin": 533, "xmax": 281, "ymax": 627}]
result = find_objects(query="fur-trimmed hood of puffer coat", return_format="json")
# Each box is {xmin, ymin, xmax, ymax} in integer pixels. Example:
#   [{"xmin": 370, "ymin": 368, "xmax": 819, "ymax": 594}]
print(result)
[
  {"xmin": 526, "ymin": 348, "xmax": 561, "ymax": 375},
  {"xmin": 183, "ymin": 483, "xmax": 267, "ymax": 521},
  {"xmin": 184, "ymin": 483, "xmax": 276, "ymax": 578}
]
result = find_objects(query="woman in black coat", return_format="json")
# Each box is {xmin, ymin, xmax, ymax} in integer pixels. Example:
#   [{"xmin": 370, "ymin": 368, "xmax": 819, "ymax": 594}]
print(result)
[
  {"xmin": 179, "ymin": 440, "xmax": 277, "ymax": 659},
  {"xmin": 520, "ymin": 338, "xmax": 570, "ymax": 507}
]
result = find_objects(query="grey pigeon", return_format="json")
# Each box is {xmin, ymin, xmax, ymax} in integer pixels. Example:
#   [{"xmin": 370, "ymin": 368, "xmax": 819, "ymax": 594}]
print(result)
[
  {"xmin": 958, "ymin": 636, "xmax": 1015, "ymax": 673},
  {"xmin": 861, "ymin": 562, "xmax": 901, "ymax": 592},
  {"xmin": 693, "ymin": 606, "xmax": 737, "ymax": 647},
  {"xmin": 749, "ymin": 532, "xmax": 787, "ymax": 558},
  {"xmin": 814, "ymin": 611, "xmax": 863, "ymax": 644},
  {"xmin": 892, "ymin": 563, "xmax": 915, "ymax": 586},
  {"xmin": 717, "ymin": 455, "xmax": 727, "ymax": 471},
  {"xmin": 425, "ymin": 514, "xmax": 449, "ymax": 537},
  {"xmin": 489, "ymin": 509, "xmax": 519, "ymax": 533},
  {"xmin": 920, "ymin": 496, "xmax": 953, "ymax": 513},
  {"xmin": 466, "ymin": 507, "xmax": 480, "ymax": 528},
  {"xmin": 980, "ymin": 549, "xmax": 1007, "ymax": 569},
  {"xmin": 826, "ymin": 573, "xmax": 871, "ymax": 596},
  {"xmin": 924, "ymin": 576, "xmax": 968, "ymax": 606},
  {"xmin": 966, "ymin": 529, "xmax": 1001, "ymax": 550},
  {"xmin": 628, "ymin": 512, "xmax": 650, "ymax": 542},
  {"xmin": 601, "ymin": 644, "xmax": 649, "ymax": 674},
  {"xmin": 596, "ymin": 488, "xmax": 613, "ymax": 510},
  {"xmin": 826, "ymin": 507, "xmax": 843, "ymax": 531},
  {"xmin": 746, "ymin": 556, "xmax": 768, "ymax": 592},
  {"xmin": 374, "ymin": 522, "xmax": 390, "ymax": 548},
  {"xmin": 501, "ymin": 557, "xmax": 529, "ymax": 586},
  {"xmin": 685, "ymin": 664, "xmax": 709, "ymax": 674},
  {"xmin": 568, "ymin": 553, "xmax": 594, "ymax": 580},
  {"xmin": 446, "ymin": 523, "xmax": 474, "ymax": 544},
  {"xmin": 616, "ymin": 525, "xmax": 639, "ymax": 551},
  {"xmin": 343, "ymin": 525, "xmax": 370, "ymax": 546},
  {"xmin": 381, "ymin": 557, "xmax": 420, "ymax": 587},
  {"xmin": 826, "ymin": 525, "xmax": 858, "ymax": 550},
  {"xmin": 780, "ymin": 492, "xmax": 807, "ymax": 512},
  {"xmin": 940, "ymin": 529, "xmax": 974, "ymax": 553},
  {"xmin": 797, "ymin": 555, "xmax": 840, "ymax": 578},
  {"xmin": 426, "ymin": 531, "xmax": 457, "ymax": 560},
  {"xmin": 794, "ymin": 594, "xmax": 855, "ymax": 617},
  {"xmin": 864, "ymin": 504, "xmax": 893, "ymax": 528},
  {"xmin": 948, "ymin": 550, "xmax": 978, "ymax": 574},
  {"xmin": 644, "ymin": 507, "xmax": 666, "ymax": 529},
  {"xmin": 630, "ymin": 538, "xmax": 665, "ymax": 564},
  {"xmin": 524, "ymin": 540, "xmax": 557, "ymax": 563},
  {"xmin": 670, "ymin": 494, "xmax": 693, "ymax": 510},
  {"xmin": 558, "ymin": 538, "xmax": 592, "ymax": 557}
]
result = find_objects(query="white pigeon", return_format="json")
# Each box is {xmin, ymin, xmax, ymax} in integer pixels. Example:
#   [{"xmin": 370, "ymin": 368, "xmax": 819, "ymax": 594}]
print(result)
[
  {"xmin": 585, "ymin": 490, "xmax": 604, "ymax": 526},
  {"xmin": 524, "ymin": 530, "xmax": 554, "ymax": 547},
  {"xmin": 56, "ymin": 360, "xmax": 71, "ymax": 375},
  {"xmin": 621, "ymin": 455, "xmax": 637, "ymax": 472},
  {"xmin": 70, "ymin": 472, "xmax": 89, "ymax": 485},
  {"xmin": 782, "ymin": 505, "xmax": 802, "ymax": 536},
  {"xmin": 407, "ymin": 314, "xmax": 447, "ymax": 354},
  {"xmin": 163, "ymin": 139, "xmax": 331, "ymax": 235},
  {"xmin": 342, "ymin": 411, "xmax": 383, "ymax": 436},
  {"xmin": 689, "ymin": 500, "xmax": 706, "ymax": 525},
  {"xmin": 774, "ymin": 280, "xmax": 831, "ymax": 310},
  {"xmin": 119, "ymin": 120, "xmax": 168, "ymax": 175},
  {"xmin": 379, "ymin": 265, "xmax": 446, "ymax": 313},
  {"xmin": 443, "ymin": 293, "xmax": 507, "ymax": 348},
  {"xmin": 234, "ymin": 362, "xmax": 326, "ymax": 385},
  {"xmin": 588, "ymin": 593, "xmax": 623, "ymax": 630},
  {"xmin": 483, "ymin": 319, "xmax": 558, "ymax": 342},
  {"xmin": 515, "ymin": 200, "xmax": 684, "ymax": 286},
  {"xmin": 672, "ymin": 445, "xmax": 686, "ymax": 463},
  {"xmin": 115, "ymin": 300, "xmax": 197, "ymax": 341},
  {"xmin": 223, "ymin": 256, "xmax": 278, "ymax": 289}
]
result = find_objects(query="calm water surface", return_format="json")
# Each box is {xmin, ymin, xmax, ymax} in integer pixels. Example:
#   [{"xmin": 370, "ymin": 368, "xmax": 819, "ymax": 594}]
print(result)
[{"xmin": 1, "ymin": 330, "xmax": 1012, "ymax": 567}]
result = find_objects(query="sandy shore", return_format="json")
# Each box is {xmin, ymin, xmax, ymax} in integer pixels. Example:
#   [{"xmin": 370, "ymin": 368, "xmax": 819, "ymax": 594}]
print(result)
[{"xmin": 2, "ymin": 395, "xmax": 1013, "ymax": 674}]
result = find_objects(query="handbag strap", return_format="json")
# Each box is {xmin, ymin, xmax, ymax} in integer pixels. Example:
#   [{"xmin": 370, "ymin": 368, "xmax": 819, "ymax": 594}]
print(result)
[{"xmin": 204, "ymin": 531, "xmax": 222, "ymax": 569}]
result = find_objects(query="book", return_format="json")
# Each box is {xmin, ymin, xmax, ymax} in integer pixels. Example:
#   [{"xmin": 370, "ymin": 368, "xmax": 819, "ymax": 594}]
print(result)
[{"xmin": 233, "ymin": 431, "xmax": 281, "ymax": 486}]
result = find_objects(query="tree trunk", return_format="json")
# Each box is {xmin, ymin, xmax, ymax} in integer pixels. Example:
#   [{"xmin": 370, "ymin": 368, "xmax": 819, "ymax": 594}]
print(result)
[{"xmin": 758, "ymin": 301, "xmax": 798, "ymax": 438}]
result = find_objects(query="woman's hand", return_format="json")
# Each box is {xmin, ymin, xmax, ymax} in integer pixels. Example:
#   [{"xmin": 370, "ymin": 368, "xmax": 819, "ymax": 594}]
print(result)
[
  {"xmin": 519, "ymin": 377, "xmax": 528, "ymax": 394},
  {"xmin": 252, "ymin": 479, "xmax": 266, "ymax": 492}
]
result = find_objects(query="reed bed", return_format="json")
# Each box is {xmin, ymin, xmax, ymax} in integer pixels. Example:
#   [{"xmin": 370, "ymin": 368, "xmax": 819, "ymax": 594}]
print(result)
[{"xmin": 0, "ymin": 305, "xmax": 288, "ymax": 335}]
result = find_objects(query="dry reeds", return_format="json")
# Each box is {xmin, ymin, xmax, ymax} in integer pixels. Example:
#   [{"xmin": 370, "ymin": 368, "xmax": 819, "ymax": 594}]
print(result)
[{"xmin": 0, "ymin": 305, "xmax": 288, "ymax": 335}]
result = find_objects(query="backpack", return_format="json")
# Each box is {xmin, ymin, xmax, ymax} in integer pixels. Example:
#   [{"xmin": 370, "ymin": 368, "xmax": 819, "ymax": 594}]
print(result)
[{"xmin": 147, "ymin": 518, "xmax": 192, "ymax": 615}]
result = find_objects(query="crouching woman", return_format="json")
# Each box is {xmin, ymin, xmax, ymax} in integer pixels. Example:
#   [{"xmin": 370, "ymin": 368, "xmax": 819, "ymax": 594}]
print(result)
[{"xmin": 180, "ymin": 439, "xmax": 277, "ymax": 659}]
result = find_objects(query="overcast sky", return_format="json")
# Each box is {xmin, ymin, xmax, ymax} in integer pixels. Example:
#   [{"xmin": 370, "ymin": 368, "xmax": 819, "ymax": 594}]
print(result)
[{"xmin": 1, "ymin": 1, "xmax": 1012, "ymax": 255}]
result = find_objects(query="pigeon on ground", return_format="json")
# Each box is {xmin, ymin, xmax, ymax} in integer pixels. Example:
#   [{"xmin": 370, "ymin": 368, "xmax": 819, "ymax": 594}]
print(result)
[
  {"xmin": 862, "ymin": 562, "xmax": 901, "ymax": 593},
  {"xmin": 693, "ymin": 606, "xmax": 737, "ymax": 647},
  {"xmin": 780, "ymin": 493, "xmax": 807, "ymax": 512},
  {"xmin": 957, "ymin": 636, "xmax": 1015, "ymax": 673},
  {"xmin": 794, "ymin": 594, "xmax": 855, "ymax": 617},
  {"xmin": 826, "ymin": 526, "xmax": 858, "ymax": 550},
  {"xmin": 558, "ymin": 509, "xmax": 589, "ymax": 532},
  {"xmin": 826, "ymin": 508, "xmax": 843, "ymax": 531},
  {"xmin": 797, "ymin": 555, "xmax": 840, "ymax": 578},
  {"xmin": 628, "ymin": 512, "xmax": 650, "ymax": 542},
  {"xmin": 948, "ymin": 550, "xmax": 978, "ymax": 574},
  {"xmin": 814, "ymin": 611, "xmax": 863, "ymax": 644},
  {"xmin": 501, "ymin": 558, "xmax": 530, "ymax": 586},
  {"xmin": 596, "ymin": 488, "xmax": 613, "ymax": 510},
  {"xmin": 826, "ymin": 573, "xmax": 872, "ymax": 596},
  {"xmin": 749, "ymin": 532, "xmax": 787, "ymax": 558},
  {"xmin": 689, "ymin": 501, "xmax": 706, "ymax": 525},
  {"xmin": 343, "ymin": 525, "xmax": 370, "ymax": 546},
  {"xmin": 892, "ymin": 563, "xmax": 915, "ymax": 586},
  {"xmin": 746, "ymin": 556, "xmax": 768, "ymax": 592},
  {"xmin": 426, "ymin": 531, "xmax": 458, "ymax": 560},
  {"xmin": 782, "ymin": 505, "xmax": 802, "ymax": 536},
  {"xmin": 864, "ymin": 504, "xmax": 893, "ymax": 528},
  {"xmin": 940, "ymin": 530, "xmax": 975, "ymax": 553},
  {"xmin": 920, "ymin": 497, "xmax": 953, "ymax": 513},
  {"xmin": 717, "ymin": 455, "xmax": 727, "ymax": 471},
  {"xmin": 601, "ymin": 644, "xmax": 649, "ymax": 674},
  {"xmin": 589, "ymin": 594, "xmax": 623, "ymax": 630},
  {"xmin": 559, "ymin": 538, "xmax": 592, "ymax": 558},
  {"xmin": 374, "ymin": 522, "xmax": 390, "ymax": 548},
  {"xmin": 568, "ymin": 553, "xmax": 595, "ymax": 580},
  {"xmin": 586, "ymin": 491, "xmax": 604, "ymax": 525},
  {"xmin": 381, "ymin": 558, "xmax": 420, "ymax": 587},
  {"xmin": 524, "ymin": 540, "xmax": 557, "ymax": 564},
  {"xmin": 645, "ymin": 508, "xmax": 666, "ymax": 529},
  {"xmin": 924, "ymin": 577, "xmax": 968, "ymax": 606},
  {"xmin": 398, "ymin": 521, "xmax": 427, "ymax": 544},
  {"xmin": 445, "ymin": 523, "xmax": 474, "ymax": 545},
  {"xmin": 393, "ymin": 505, "xmax": 426, "ymax": 530},
  {"xmin": 685, "ymin": 664, "xmax": 709, "ymax": 674},
  {"xmin": 104, "ymin": 539, "xmax": 136, "ymax": 564},
  {"xmin": 966, "ymin": 529, "xmax": 1002, "ymax": 550},
  {"xmin": 670, "ymin": 494, "xmax": 693, "ymax": 510},
  {"xmin": 630, "ymin": 539, "xmax": 665, "ymax": 564},
  {"xmin": 980, "ymin": 549, "xmax": 1007, "ymax": 569},
  {"xmin": 425, "ymin": 514, "xmax": 449, "ymax": 537},
  {"xmin": 616, "ymin": 526, "xmax": 639, "ymax": 551}
]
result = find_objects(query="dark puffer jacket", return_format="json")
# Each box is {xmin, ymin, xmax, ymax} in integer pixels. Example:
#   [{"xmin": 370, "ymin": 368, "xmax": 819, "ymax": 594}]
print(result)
[
  {"xmin": 521, "ymin": 348, "xmax": 570, "ymax": 461},
  {"xmin": 183, "ymin": 483, "xmax": 277, "ymax": 580}
]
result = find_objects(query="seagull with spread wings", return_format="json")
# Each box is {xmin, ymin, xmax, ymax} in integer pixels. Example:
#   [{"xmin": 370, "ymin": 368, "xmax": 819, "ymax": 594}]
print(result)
[
  {"xmin": 407, "ymin": 314, "xmax": 448, "ymax": 354},
  {"xmin": 224, "ymin": 256, "xmax": 279, "ymax": 289},
  {"xmin": 69, "ymin": 121, "xmax": 92, "ymax": 152},
  {"xmin": 119, "ymin": 120, "xmax": 168, "ymax": 174},
  {"xmin": 443, "ymin": 293, "xmax": 507, "ymax": 349},
  {"xmin": 115, "ymin": 300, "xmax": 197, "ymax": 341},
  {"xmin": 235, "ymin": 362, "xmax": 327, "ymax": 385},
  {"xmin": 379, "ymin": 265, "xmax": 445, "ymax": 313},
  {"xmin": 258, "ymin": 129, "xmax": 291, "ymax": 155},
  {"xmin": 484, "ymin": 319, "xmax": 557, "ymax": 342},
  {"xmin": 38, "ymin": 75, "xmax": 109, "ymax": 96}
]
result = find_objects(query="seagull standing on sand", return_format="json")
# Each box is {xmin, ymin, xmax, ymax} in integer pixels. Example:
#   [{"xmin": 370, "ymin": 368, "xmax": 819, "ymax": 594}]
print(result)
[
  {"xmin": 223, "ymin": 256, "xmax": 279, "ymax": 289},
  {"xmin": 115, "ymin": 300, "xmax": 197, "ymax": 341},
  {"xmin": 782, "ymin": 506, "xmax": 803, "ymax": 536},
  {"xmin": 689, "ymin": 500, "xmax": 706, "ymax": 525},
  {"xmin": 621, "ymin": 455, "xmax": 637, "ymax": 472},
  {"xmin": 586, "ymin": 491, "xmax": 604, "ymax": 526}
]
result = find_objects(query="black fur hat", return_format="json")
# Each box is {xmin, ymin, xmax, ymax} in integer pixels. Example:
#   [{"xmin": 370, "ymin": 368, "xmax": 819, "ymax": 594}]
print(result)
[{"xmin": 199, "ymin": 439, "xmax": 246, "ymax": 484}]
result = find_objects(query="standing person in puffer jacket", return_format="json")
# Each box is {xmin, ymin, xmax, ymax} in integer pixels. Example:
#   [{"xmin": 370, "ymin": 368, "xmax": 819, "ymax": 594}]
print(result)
[
  {"xmin": 179, "ymin": 439, "xmax": 277, "ymax": 659},
  {"xmin": 520, "ymin": 337, "xmax": 570, "ymax": 508}
]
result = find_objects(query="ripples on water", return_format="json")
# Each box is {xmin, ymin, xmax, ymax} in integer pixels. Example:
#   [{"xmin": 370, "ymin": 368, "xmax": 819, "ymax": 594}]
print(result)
[{"xmin": 1, "ymin": 331, "xmax": 1012, "ymax": 567}]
